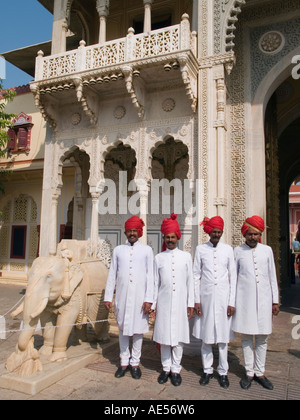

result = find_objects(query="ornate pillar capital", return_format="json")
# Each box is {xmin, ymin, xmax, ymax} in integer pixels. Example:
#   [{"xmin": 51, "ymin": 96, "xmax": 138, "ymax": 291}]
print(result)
[{"xmin": 96, "ymin": 0, "xmax": 110, "ymax": 17}]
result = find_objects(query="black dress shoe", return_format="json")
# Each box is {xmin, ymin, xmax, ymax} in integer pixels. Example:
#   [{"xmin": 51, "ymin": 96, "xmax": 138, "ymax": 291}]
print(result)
[
  {"xmin": 240, "ymin": 376, "xmax": 253, "ymax": 390},
  {"xmin": 115, "ymin": 366, "xmax": 129, "ymax": 378},
  {"xmin": 254, "ymin": 375, "xmax": 274, "ymax": 390},
  {"xmin": 219, "ymin": 375, "xmax": 230, "ymax": 389},
  {"xmin": 158, "ymin": 371, "xmax": 170, "ymax": 384},
  {"xmin": 170, "ymin": 373, "xmax": 182, "ymax": 387},
  {"xmin": 131, "ymin": 366, "xmax": 142, "ymax": 380},
  {"xmin": 200, "ymin": 373, "xmax": 213, "ymax": 386}
]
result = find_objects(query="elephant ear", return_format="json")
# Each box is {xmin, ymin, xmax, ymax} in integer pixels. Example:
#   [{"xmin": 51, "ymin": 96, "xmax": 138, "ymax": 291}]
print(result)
[{"xmin": 69, "ymin": 265, "xmax": 83, "ymax": 295}]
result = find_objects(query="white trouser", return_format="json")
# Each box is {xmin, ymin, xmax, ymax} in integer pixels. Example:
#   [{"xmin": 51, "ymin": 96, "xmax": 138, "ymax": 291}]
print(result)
[
  {"xmin": 241, "ymin": 334, "xmax": 268, "ymax": 377},
  {"xmin": 201, "ymin": 342, "xmax": 229, "ymax": 376},
  {"xmin": 119, "ymin": 330, "xmax": 143, "ymax": 367},
  {"xmin": 161, "ymin": 343, "xmax": 184, "ymax": 374}
]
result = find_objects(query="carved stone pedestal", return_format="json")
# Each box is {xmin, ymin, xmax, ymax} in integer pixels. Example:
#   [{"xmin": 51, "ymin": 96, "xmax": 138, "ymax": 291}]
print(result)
[{"xmin": 0, "ymin": 339, "xmax": 117, "ymax": 396}]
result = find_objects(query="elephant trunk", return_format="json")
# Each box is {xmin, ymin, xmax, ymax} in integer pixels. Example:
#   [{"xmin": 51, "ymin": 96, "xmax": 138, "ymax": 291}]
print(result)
[
  {"xmin": 6, "ymin": 294, "xmax": 47, "ymax": 376},
  {"xmin": 18, "ymin": 326, "xmax": 38, "ymax": 353},
  {"xmin": 18, "ymin": 293, "xmax": 49, "ymax": 352}
]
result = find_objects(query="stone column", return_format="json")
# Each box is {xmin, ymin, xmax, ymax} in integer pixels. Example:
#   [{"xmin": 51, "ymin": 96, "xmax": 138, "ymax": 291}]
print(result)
[
  {"xmin": 90, "ymin": 191, "xmax": 101, "ymax": 246},
  {"xmin": 97, "ymin": 0, "xmax": 110, "ymax": 44},
  {"xmin": 197, "ymin": 0, "xmax": 220, "ymax": 244},
  {"xmin": 51, "ymin": 0, "xmax": 68, "ymax": 55},
  {"xmin": 39, "ymin": 130, "xmax": 62, "ymax": 257},
  {"xmin": 136, "ymin": 180, "xmax": 149, "ymax": 245},
  {"xmin": 143, "ymin": 0, "xmax": 153, "ymax": 33},
  {"xmin": 213, "ymin": 65, "xmax": 227, "ymax": 227},
  {"xmin": 49, "ymin": 190, "xmax": 61, "ymax": 256}
]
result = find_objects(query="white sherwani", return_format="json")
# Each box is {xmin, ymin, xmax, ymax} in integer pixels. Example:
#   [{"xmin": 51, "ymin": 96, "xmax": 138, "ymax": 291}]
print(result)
[
  {"xmin": 193, "ymin": 241, "xmax": 237, "ymax": 344},
  {"xmin": 104, "ymin": 241, "xmax": 154, "ymax": 337},
  {"xmin": 232, "ymin": 243, "xmax": 279, "ymax": 336},
  {"xmin": 152, "ymin": 248, "xmax": 194, "ymax": 346}
]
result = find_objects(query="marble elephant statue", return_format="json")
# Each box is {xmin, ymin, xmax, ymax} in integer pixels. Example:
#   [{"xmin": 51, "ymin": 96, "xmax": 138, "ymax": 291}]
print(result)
[{"xmin": 6, "ymin": 251, "xmax": 109, "ymax": 377}]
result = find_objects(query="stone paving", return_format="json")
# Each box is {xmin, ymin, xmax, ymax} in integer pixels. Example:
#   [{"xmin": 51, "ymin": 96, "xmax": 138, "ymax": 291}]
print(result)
[{"xmin": 0, "ymin": 281, "xmax": 299, "ymax": 401}]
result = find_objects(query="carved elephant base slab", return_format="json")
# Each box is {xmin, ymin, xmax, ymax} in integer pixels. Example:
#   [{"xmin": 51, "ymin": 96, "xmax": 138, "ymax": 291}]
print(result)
[{"xmin": 0, "ymin": 339, "xmax": 117, "ymax": 396}]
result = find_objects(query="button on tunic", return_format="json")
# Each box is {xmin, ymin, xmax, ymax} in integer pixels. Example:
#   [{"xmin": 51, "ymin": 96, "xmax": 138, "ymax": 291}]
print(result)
[
  {"xmin": 104, "ymin": 241, "xmax": 154, "ymax": 337},
  {"xmin": 232, "ymin": 243, "xmax": 279, "ymax": 336},
  {"xmin": 152, "ymin": 248, "xmax": 194, "ymax": 347},
  {"xmin": 193, "ymin": 241, "xmax": 237, "ymax": 344}
]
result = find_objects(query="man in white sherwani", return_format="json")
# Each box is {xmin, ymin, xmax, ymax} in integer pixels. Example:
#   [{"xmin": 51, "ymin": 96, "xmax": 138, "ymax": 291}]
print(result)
[
  {"xmin": 152, "ymin": 214, "xmax": 194, "ymax": 387},
  {"xmin": 104, "ymin": 216, "xmax": 154, "ymax": 380},
  {"xmin": 193, "ymin": 216, "xmax": 237, "ymax": 389},
  {"xmin": 233, "ymin": 216, "xmax": 280, "ymax": 391}
]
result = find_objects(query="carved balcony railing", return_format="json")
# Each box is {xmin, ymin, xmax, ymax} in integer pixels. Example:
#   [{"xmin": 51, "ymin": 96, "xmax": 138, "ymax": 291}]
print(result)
[
  {"xmin": 35, "ymin": 15, "xmax": 197, "ymax": 82},
  {"xmin": 31, "ymin": 15, "xmax": 198, "ymax": 127}
]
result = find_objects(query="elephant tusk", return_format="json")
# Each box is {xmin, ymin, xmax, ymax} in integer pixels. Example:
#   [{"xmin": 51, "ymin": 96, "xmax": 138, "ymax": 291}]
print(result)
[
  {"xmin": 11, "ymin": 302, "xmax": 24, "ymax": 319},
  {"xmin": 30, "ymin": 298, "xmax": 49, "ymax": 320}
]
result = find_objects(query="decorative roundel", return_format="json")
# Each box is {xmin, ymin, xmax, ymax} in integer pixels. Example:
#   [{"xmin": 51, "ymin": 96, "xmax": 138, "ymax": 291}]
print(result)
[
  {"xmin": 114, "ymin": 106, "xmax": 126, "ymax": 119},
  {"xmin": 259, "ymin": 31, "xmax": 285, "ymax": 55},
  {"xmin": 71, "ymin": 113, "xmax": 81, "ymax": 125},
  {"xmin": 162, "ymin": 98, "xmax": 176, "ymax": 112}
]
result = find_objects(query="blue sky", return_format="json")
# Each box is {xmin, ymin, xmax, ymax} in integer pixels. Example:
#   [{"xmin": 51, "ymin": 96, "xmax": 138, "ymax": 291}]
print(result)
[{"xmin": 0, "ymin": 0, "xmax": 53, "ymax": 88}]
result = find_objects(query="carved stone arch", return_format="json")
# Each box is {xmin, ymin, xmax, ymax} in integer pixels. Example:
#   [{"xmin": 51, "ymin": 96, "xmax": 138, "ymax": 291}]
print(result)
[
  {"xmin": 57, "ymin": 145, "xmax": 91, "ymax": 192},
  {"xmin": 56, "ymin": 145, "xmax": 77, "ymax": 190},
  {"xmin": 221, "ymin": 0, "xmax": 246, "ymax": 54},
  {"xmin": 103, "ymin": 141, "xmax": 137, "ymax": 193},
  {"xmin": 151, "ymin": 136, "xmax": 189, "ymax": 183},
  {"xmin": 149, "ymin": 134, "xmax": 187, "ymax": 155},
  {"xmin": 58, "ymin": 144, "xmax": 89, "ymax": 165},
  {"xmin": 252, "ymin": 47, "xmax": 300, "ymax": 119},
  {"xmin": 103, "ymin": 138, "xmax": 137, "ymax": 160},
  {"xmin": 249, "ymin": 46, "xmax": 300, "ymax": 288},
  {"xmin": 58, "ymin": 145, "xmax": 91, "ymax": 241}
]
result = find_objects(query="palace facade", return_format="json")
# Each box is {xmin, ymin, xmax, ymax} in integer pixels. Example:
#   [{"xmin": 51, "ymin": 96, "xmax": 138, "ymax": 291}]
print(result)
[{"xmin": 1, "ymin": 0, "xmax": 299, "ymax": 288}]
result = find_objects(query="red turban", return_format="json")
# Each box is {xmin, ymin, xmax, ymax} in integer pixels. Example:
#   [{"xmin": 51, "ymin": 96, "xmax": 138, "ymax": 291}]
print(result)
[
  {"xmin": 201, "ymin": 216, "xmax": 224, "ymax": 235},
  {"xmin": 125, "ymin": 216, "xmax": 145, "ymax": 238},
  {"xmin": 241, "ymin": 216, "xmax": 265, "ymax": 241},
  {"xmin": 161, "ymin": 213, "xmax": 181, "ymax": 251}
]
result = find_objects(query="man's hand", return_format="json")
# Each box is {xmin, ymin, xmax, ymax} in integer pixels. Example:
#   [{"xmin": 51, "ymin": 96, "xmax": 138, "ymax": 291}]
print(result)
[
  {"xmin": 227, "ymin": 306, "xmax": 235, "ymax": 317},
  {"xmin": 104, "ymin": 301, "xmax": 112, "ymax": 311},
  {"xmin": 149, "ymin": 310, "xmax": 156, "ymax": 320},
  {"xmin": 188, "ymin": 307, "xmax": 194, "ymax": 320},
  {"xmin": 195, "ymin": 303, "xmax": 202, "ymax": 317},
  {"xmin": 272, "ymin": 304, "xmax": 280, "ymax": 316},
  {"xmin": 142, "ymin": 302, "xmax": 152, "ymax": 315}
]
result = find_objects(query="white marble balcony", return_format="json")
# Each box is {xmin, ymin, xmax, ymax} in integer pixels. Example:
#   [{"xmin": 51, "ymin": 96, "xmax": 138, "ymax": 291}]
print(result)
[
  {"xmin": 31, "ymin": 15, "xmax": 198, "ymax": 127},
  {"xmin": 34, "ymin": 15, "xmax": 197, "ymax": 82}
]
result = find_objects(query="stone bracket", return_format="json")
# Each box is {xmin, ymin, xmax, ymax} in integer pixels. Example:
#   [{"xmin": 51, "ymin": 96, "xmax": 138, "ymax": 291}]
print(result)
[
  {"xmin": 122, "ymin": 65, "xmax": 145, "ymax": 120},
  {"xmin": 30, "ymin": 84, "xmax": 58, "ymax": 131},
  {"xmin": 73, "ymin": 77, "xmax": 98, "ymax": 126},
  {"xmin": 177, "ymin": 53, "xmax": 198, "ymax": 113}
]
